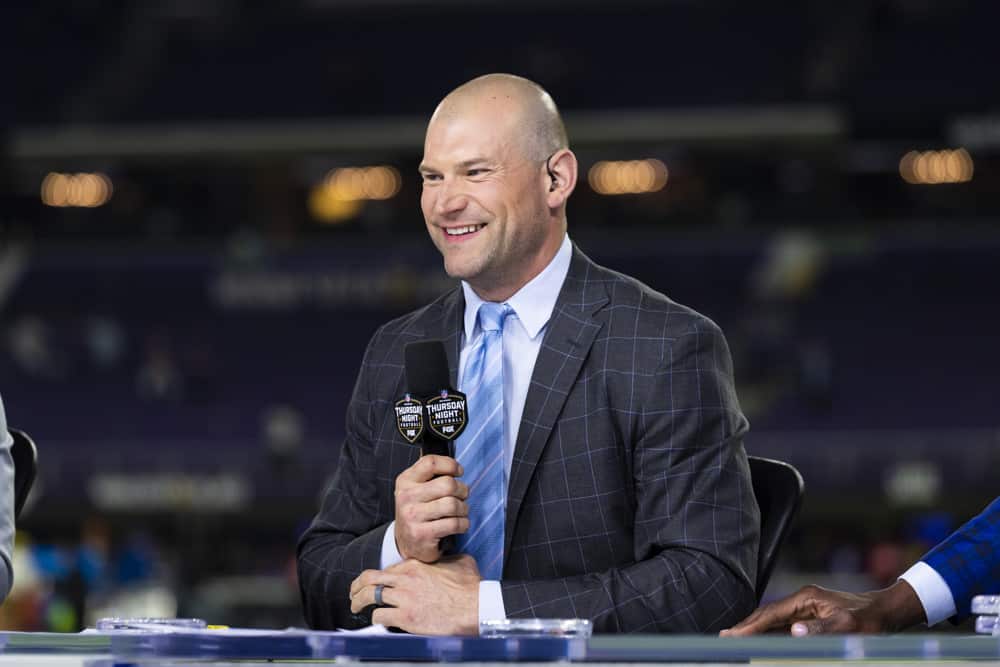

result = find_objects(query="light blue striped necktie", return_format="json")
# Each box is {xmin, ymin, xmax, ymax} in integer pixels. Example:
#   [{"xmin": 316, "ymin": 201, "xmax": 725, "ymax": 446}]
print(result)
[{"xmin": 456, "ymin": 301, "xmax": 511, "ymax": 580}]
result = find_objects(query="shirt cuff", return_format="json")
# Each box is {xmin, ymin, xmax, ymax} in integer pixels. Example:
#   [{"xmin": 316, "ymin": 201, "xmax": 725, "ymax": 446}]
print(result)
[
  {"xmin": 478, "ymin": 580, "xmax": 506, "ymax": 632},
  {"xmin": 899, "ymin": 560, "xmax": 957, "ymax": 626},
  {"xmin": 379, "ymin": 521, "xmax": 404, "ymax": 569}
]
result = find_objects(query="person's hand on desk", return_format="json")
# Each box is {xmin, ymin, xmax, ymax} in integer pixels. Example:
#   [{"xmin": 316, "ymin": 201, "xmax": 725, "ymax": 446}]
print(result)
[
  {"xmin": 720, "ymin": 581, "xmax": 927, "ymax": 636},
  {"xmin": 394, "ymin": 455, "xmax": 469, "ymax": 562},
  {"xmin": 349, "ymin": 554, "xmax": 481, "ymax": 635}
]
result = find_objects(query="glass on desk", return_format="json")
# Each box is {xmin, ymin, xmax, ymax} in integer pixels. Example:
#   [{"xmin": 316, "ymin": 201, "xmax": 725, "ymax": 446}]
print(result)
[
  {"xmin": 973, "ymin": 594, "xmax": 1000, "ymax": 636},
  {"xmin": 479, "ymin": 618, "xmax": 592, "ymax": 638},
  {"xmin": 96, "ymin": 617, "xmax": 207, "ymax": 632},
  {"xmin": 972, "ymin": 595, "xmax": 1000, "ymax": 615},
  {"xmin": 975, "ymin": 615, "xmax": 999, "ymax": 636}
]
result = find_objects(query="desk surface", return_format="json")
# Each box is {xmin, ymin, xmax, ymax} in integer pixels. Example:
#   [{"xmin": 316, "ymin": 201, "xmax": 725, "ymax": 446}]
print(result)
[{"xmin": 1, "ymin": 630, "xmax": 999, "ymax": 666}]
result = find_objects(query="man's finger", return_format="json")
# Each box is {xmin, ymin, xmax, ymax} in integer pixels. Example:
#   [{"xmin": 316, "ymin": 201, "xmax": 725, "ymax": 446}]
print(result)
[
  {"xmin": 349, "ymin": 571, "xmax": 403, "ymax": 600},
  {"xmin": 371, "ymin": 606, "xmax": 402, "ymax": 630},
  {"xmin": 798, "ymin": 610, "xmax": 856, "ymax": 636},
  {"xmin": 397, "ymin": 456, "xmax": 462, "ymax": 484},
  {"xmin": 409, "ymin": 516, "xmax": 469, "ymax": 542},
  {"xmin": 350, "ymin": 584, "xmax": 371, "ymax": 613},
  {"xmin": 405, "ymin": 494, "xmax": 469, "ymax": 522},
  {"xmin": 720, "ymin": 610, "xmax": 777, "ymax": 636},
  {"xmin": 349, "ymin": 569, "xmax": 381, "ymax": 599},
  {"xmin": 430, "ymin": 516, "xmax": 470, "ymax": 538},
  {"xmin": 396, "ymin": 474, "xmax": 467, "ymax": 507},
  {"xmin": 350, "ymin": 583, "xmax": 400, "ymax": 613},
  {"xmin": 722, "ymin": 592, "xmax": 810, "ymax": 636},
  {"xmin": 427, "ymin": 474, "xmax": 468, "ymax": 500}
]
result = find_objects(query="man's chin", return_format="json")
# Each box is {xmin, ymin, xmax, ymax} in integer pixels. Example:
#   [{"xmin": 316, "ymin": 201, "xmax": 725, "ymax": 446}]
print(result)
[{"xmin": 443, "ymin": 258, "xmax": 484, "ymax": 282}]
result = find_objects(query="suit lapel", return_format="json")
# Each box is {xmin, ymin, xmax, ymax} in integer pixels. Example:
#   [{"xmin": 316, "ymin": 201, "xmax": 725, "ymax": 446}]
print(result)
[
  {"xmin": 422, "ymin": 287, "xmax": 464, "ymax": 388},
  {"xmin": 503, "ymin": 246, "xmax": 609, "ymax": 560},
  {"xmin": 442, "ymin": 292, "xmax": 464, "ymax": 388}
]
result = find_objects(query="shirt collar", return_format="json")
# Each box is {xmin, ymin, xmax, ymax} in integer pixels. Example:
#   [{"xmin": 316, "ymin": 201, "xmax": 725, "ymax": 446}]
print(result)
[{"xmin": 462, "ymin": 233, "xmax": 572, "ymax": 340}]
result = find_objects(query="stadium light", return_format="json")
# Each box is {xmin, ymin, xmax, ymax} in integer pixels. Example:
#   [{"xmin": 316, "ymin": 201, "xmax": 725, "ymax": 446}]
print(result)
[
  {"xmin": 41, "ymin": 172, "xmax": 113, "ymax": 207},
  {"xmin": 899, "ymin": 149, "xmax": 973, "ymax": 185},
  {"xmin": 588, "ymin": 159, "xmax": 668, "ymax": 195}
]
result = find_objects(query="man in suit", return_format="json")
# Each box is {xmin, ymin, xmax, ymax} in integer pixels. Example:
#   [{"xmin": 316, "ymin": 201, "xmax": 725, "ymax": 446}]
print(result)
[
  {"xmin": 0, "ymin": 395, "xmax": 15, "ymax": 603},
  {"xmin": 297, "ymin": 73, "xmax": 759, "ymax": 635},
  {"xmin": 722, "ymin": 497, "xmax": 1000, "ymax": 635}
]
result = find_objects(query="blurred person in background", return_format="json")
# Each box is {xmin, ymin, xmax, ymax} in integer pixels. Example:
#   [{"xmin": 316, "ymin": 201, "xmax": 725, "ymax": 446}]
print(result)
[
  {"xmin": 298, "ymin": 74, "xmax": 758, "ymax": 635},
  {"xmin": 722, "ymin": 497, "xmax": 1000, "ymax": 636},
  {"xmin": 0, "ymin": 394, "xmax": 15, "ymax": 603}
]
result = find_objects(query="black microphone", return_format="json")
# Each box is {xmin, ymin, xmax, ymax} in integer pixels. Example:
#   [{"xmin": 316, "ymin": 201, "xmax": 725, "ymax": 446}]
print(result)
[
  {"xmin": 403, "ymin": 340, "xmax": 469, "ymax": 556},
  {"xmin": 404, "ymin": 340, "xmax": 453, "ymax": 457}
]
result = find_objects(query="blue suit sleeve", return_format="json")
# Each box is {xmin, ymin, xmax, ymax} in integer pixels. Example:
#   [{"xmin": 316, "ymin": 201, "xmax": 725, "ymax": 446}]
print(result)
[{"xmin": 921, "ymin": 497, "xmax": 1000, "ymax": 620}]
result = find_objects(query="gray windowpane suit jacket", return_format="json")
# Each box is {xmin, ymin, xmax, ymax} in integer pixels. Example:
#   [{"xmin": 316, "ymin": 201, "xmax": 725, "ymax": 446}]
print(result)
[
  {"xmin": 0, "ymin": 395, "xmax": 15, "ymax": 602},
  {"xmin": 298, "ymin": 246, "xmax": 759, "ymax": 633}
]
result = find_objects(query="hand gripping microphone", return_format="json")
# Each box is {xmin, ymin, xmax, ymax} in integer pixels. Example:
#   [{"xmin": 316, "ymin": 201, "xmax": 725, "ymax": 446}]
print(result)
[{"xmin": 402, "ymin": 340, "xmax": 469, "ymax": 555}]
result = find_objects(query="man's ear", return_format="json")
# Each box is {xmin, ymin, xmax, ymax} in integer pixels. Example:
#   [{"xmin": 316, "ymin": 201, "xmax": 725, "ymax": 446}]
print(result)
[{"xmin": 545, "ymin": 149, "xmax": 578, "ymax": 205}]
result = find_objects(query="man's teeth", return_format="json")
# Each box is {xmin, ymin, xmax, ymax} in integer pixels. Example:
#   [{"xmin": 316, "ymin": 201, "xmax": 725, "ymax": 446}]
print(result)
[{"xmin": 445, "ymin": 224, "xmax": 484, "ymax": 236}]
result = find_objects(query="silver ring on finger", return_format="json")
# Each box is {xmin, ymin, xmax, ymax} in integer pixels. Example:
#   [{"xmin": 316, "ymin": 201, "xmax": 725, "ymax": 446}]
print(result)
[{"xmin": 374, "ymin": 583, "xmax": 385, "ymax": 606}]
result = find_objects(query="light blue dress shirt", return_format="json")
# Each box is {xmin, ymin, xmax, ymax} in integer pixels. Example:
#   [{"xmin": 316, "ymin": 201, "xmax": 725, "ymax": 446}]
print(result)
[
  {"xmin": 0, "ymin": 395, "xmax": 16, "ymax": 602},
  {"xmin": 381, "ymin": 233, "xmax": 573, "ymax": 627}
]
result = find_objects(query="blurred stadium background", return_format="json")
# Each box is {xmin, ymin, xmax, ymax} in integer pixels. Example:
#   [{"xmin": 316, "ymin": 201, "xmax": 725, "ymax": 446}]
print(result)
[{"xmin": 2, "ymin": 0, "xmax": 998, "ymax": 632}]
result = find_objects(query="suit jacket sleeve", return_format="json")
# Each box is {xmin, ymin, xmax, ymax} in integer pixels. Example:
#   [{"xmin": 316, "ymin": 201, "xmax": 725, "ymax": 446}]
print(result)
[
  {"xmin": 296, "ymin": 330, "xmax": 390, "ymax": 630},
  {"xmin": 922, "ymin": 496, "xmax": 1000, "ymax": 620},
  {"xmin": 501, "ymin": 320, "xmax": 759, "ymax": 632},
  {"xmin": 0, "ymin": 396, "xmax": 13, "ymax": 602}
]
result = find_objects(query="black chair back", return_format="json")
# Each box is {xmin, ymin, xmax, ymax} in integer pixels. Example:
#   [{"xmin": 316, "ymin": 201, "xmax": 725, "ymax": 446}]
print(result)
[
  {"xmin": 9, "ymin": 429, "xmax": 38, "ymax": 519},
  {"xmin": 748, "ymin": 455, "xmax": 804, "ymax": 603}
]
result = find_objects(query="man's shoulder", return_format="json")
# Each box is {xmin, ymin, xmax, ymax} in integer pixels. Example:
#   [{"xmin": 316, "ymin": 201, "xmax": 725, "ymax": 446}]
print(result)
[
  {"xmin": 363, "ymin": 287, "xmax": 460, "ymax": 358},
  {"xmin": 583, "ymin": 256, "xmax": 723, "ymax": 338}
]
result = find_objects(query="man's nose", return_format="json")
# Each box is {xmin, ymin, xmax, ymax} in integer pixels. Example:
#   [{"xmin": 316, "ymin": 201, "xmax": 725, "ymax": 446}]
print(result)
[{"xmin": 434, "ymin": 179, "xmax": 469, "ymax": 216}]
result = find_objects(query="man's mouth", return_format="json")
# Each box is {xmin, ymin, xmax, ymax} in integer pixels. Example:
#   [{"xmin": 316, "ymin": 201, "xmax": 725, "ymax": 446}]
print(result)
[{"xmin": 444, "ymin": 224, "xmax": 485, "ymax": 237}]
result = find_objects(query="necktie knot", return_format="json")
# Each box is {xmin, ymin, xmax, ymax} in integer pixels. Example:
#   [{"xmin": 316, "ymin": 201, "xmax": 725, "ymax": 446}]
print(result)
[{"xmin": 478, "ymin": 302, "xmax": 512, "ymax": 333}]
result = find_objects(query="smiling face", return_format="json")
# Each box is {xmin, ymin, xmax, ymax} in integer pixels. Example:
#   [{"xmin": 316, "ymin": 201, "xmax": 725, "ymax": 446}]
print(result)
[{"xmin": 419, "ymin": 91, "xmax": 564, "ymax": 302}]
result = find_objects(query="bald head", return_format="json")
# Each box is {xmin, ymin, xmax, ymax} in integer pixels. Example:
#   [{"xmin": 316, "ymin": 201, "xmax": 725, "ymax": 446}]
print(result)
[{"xmin": 429, "ymin": 74, "xmax": 568, "ymax": 162}]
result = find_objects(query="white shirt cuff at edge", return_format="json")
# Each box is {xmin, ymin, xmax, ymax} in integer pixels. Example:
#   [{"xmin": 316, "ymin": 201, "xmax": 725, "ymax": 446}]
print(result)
[
  {"xmin": 478, "ymin": 580, "xmax": 506, "ymax": 632},
  {"xmin": 379, "ymin": 520, "xmax": 404, "ymax": 569},
  {"xmin": 899, "ymin": 560, "xmax": 957, "ymax": 627}
]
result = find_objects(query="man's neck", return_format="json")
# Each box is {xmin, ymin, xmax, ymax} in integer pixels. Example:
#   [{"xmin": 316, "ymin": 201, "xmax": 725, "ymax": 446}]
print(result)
[{"xmin": 468, "ymin": 230, "xmax": 567, "ymax": 303}]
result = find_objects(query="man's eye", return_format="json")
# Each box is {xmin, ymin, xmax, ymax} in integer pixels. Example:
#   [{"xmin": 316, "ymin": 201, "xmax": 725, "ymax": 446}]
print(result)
[
  {"xmin": 422, "ymin": 173, "xmax": 442, "ymax": 182},
  {"xmin": 467, "ymin": 169, "xmax": 489, "ymax": 177}
]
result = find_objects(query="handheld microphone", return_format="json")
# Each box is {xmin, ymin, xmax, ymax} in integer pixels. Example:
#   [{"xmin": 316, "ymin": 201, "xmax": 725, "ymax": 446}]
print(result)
[
  {"xmin": 402, "ymin": 340, "xmax": 468, "ymax": 555},
  {"xmin": 404, "ymin": 340, "xmax": 454, "ymax": 457}
]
